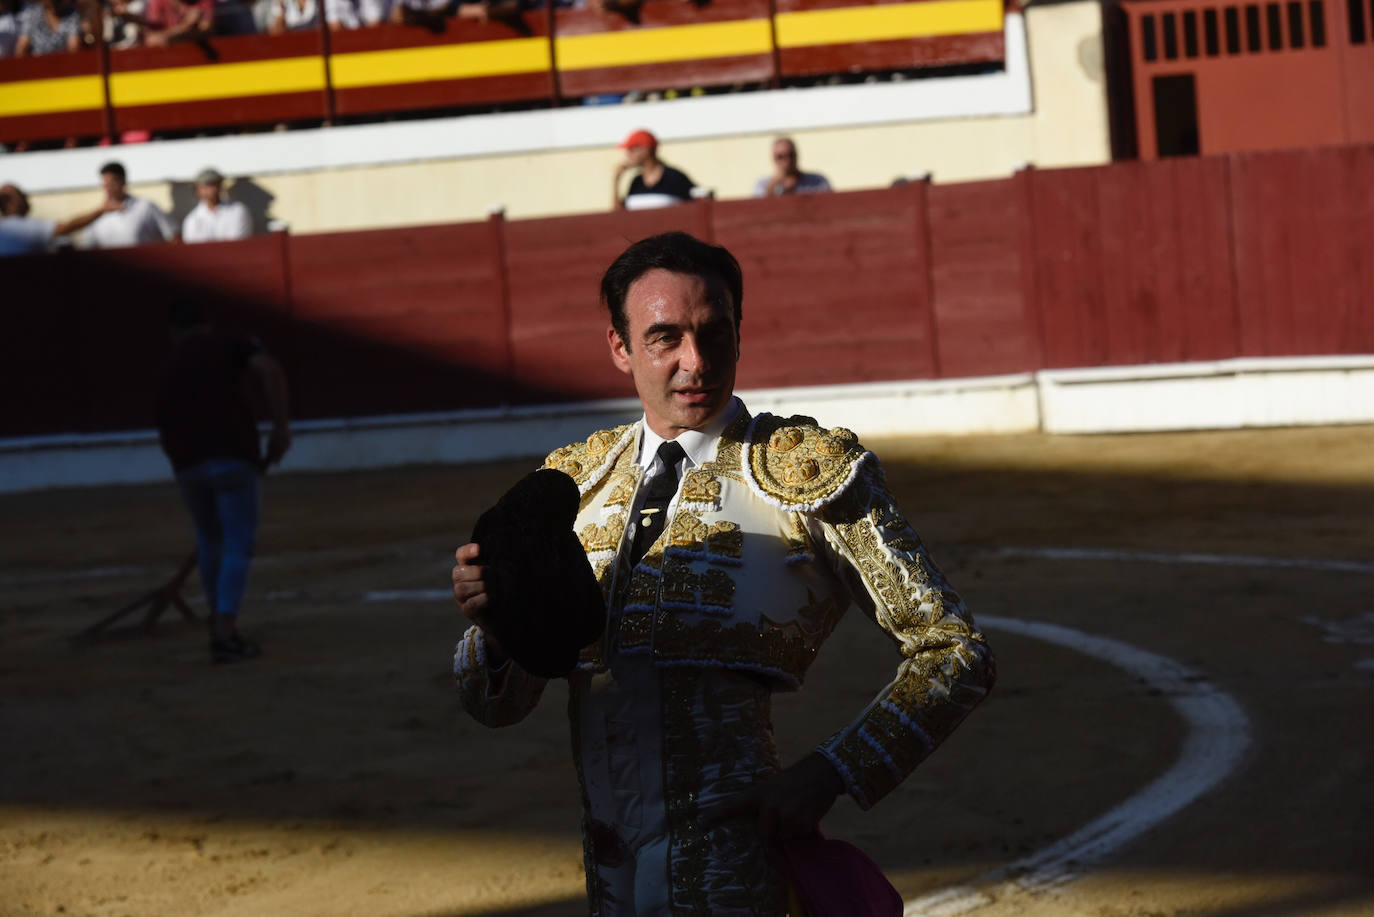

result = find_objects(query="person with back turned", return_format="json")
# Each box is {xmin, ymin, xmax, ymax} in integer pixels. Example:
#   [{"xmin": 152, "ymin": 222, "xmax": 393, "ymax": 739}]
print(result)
[
  {"xmin": 450, "ymin": 232, "xmax": 994, "ymax": 915},
  {"xmin": 156, "ymin": 300, "xmax": 291, "ymax": 663}
]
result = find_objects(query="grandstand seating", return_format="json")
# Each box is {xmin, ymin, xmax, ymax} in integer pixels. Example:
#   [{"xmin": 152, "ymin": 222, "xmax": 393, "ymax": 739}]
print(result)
[{"xmin": 0, "ymin": 0, "xmax": 1007, "ymax": 146}]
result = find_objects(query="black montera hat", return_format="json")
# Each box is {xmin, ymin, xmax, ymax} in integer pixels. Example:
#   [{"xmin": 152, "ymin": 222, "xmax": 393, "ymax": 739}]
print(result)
[{"xmin": 470, "ymin": 469, "xmax": 606, "ymax": 678}]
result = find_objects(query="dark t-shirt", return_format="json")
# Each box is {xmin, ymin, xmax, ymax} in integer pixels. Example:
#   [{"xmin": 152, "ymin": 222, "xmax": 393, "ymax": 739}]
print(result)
[
  {"xmin": 155, "ymin": 330, "xmax": 263, "ymax": 472},
  {"xmin": 626, "ymin": 164, "xmax": 696, "ymax": 205}
]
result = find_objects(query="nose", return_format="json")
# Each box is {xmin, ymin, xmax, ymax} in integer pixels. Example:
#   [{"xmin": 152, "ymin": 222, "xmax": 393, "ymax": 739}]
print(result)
[{"xmin": 679, "ymin": 333, "xmax": 707, "ymax": 374}]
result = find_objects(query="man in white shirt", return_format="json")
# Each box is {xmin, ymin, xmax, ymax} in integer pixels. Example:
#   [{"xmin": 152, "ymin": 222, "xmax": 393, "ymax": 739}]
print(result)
[
  {"xmin": 752, "ymin": 137, "xmax": 832, "ymax": 198},
  {"xmin": 182, "ymin": 168, "xmax": 252, "ymax": 244},
  {"xmin": 0, "ymin": 183, "xmax": 119, "ymax": 256},
  {"xmin": 86, "ymin": 161, "xmax": 177, "ymax": 249}
]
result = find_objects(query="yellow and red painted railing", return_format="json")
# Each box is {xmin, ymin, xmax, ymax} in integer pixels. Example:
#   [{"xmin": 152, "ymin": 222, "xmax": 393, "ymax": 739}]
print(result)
[{"xmin": 0, "ymin": 0, "xmax": 1007, "ymax": 144}]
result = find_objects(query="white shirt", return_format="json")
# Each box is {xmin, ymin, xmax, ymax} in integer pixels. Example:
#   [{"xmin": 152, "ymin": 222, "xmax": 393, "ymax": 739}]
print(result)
[
  {"xmin": 752, "ymin": 171, "xmax": 832, "ymax": 197},
  {"xmin": 0, "ymin": 215, "xmax": 56, "ymax": 256},
  {"xmin": 0, "ymin": 11, "xmax": 20, "ymax": 58},
  {"xmin": 182, "ymin": 199, "xmax": 251, "ymax": 243},
  {"xmin": 85, "ymin": 196, "xmax": 175, "ymax": 248},
  {"xmin": 631, "ymin": 397, "xmax": 741, "ymax": 523},
  {"xmin": 272, "ymin": 0, "xmax": 318, "ymax": 29},
  {"xmin": 325, "ymin": 0, "xmax": 391, "ymax": 27}
]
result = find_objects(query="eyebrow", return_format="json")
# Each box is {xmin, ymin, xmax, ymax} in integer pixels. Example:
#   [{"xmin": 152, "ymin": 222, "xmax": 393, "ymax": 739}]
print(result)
[
  {"xmin": 642, "ymin": 322, "xmax": 682, "ymax": 339},
  {"xmin": 642, "ymin": 316, "xmax": 731, "ymax": 339}
]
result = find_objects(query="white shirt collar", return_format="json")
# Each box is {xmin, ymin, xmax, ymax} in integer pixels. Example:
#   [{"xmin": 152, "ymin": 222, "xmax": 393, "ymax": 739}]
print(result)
[{"xmin": 636, "ymin": 396, "xmax": 741, "ymax": 472}]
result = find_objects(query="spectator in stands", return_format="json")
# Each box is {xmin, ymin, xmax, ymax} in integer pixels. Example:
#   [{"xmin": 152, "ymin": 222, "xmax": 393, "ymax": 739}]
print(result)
[
  {"xmin": 752, "ymin": 136, "xmax": 831, "ymax": 197},
  {"xmin": 614, "ymin": 128, "xmax": 697, "ymax": 211},
  {"xmin": 104, "ymin": 0, "xmax": 146, "ymax": 48},
  {"xmin": 268, "ymin": 0, "xmax": 316, "ymax": 31},
  {"xmin": 140, "ymin": 0, "xmax": 213, "ymax": 45},
  {"xmin": 86, "ymin": 161, "xmax": 178, "ymax": 248},
  {"xmin": 14, "ymin": 0, "xmax": 81, "ymax": 55},
  {"xmin": 325, "ymin": 0, "xmax": 389, "ymax": 29},
  {"xmin": 0, "ymin": 0, "xmax": 20, "ymax": 57},
  {"xmin": 182, "ymin": 168, "xmax": 251, "ymax": 243},
  {"xmin": 0, "ymin": 183, "xmax": 120, "ymax": 256},
  {"xmin": 389, "ymin": 0, "xmax": 449, "ymax": 28}
]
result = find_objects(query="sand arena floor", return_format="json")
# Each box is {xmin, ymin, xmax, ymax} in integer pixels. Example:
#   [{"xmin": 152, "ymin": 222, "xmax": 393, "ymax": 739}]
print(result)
[{"xmin": 2, "ymin": 424, "xmax": 1372, "ymax": 917}]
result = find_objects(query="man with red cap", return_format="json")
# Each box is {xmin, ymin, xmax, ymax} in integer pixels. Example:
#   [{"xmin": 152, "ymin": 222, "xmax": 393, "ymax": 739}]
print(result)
[{"xmin": 613, "ymin": 128, "xmax": 698, "ymax": 211}]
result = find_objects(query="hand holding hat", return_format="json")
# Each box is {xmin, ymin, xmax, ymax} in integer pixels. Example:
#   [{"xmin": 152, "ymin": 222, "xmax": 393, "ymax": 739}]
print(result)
[{"xmin": 467, "ymin": 469, "xmax": 606, "ymax": 679}]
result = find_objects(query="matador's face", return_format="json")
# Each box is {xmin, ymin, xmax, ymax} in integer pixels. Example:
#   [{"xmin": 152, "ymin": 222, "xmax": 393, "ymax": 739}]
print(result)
[{"xmin": 608, "ymin": 268, "xmax": 740, "ymax": 440}]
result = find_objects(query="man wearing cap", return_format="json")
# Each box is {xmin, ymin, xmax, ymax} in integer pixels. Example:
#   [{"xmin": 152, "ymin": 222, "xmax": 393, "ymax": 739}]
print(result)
[
  {"xmin": 613, "ymin": 129, "xmax": 698, "ymax": 211},
  {"xmin": 451, "ymin": 232, "xmax": 995, "ymax": 916},
  {"xmin": 182, "ymin": 168, "xmax": 252, "ymax": 244}
]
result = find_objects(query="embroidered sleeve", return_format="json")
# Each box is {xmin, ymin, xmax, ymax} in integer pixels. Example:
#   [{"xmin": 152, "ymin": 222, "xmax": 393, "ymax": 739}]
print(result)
[
  {"xmin": 453, "ymin": 625, "xmax": 549, "ymax": 728},
  {"xmin": 813, "ymin": 461, "xmax": 996, "ymax": 809}
]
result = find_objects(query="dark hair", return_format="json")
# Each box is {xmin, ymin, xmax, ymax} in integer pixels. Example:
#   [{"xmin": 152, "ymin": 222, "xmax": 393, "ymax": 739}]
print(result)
[
  {"xmin": 600, "ymin": 232, "xmax": 743, "ymax": 347},
  {"xmin": 100, "ymin": 161, "xmax": 126, "ymax": 182}
]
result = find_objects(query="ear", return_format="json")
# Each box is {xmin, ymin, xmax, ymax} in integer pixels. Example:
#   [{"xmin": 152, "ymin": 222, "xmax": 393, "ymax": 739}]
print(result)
[{"xmin": 608, "ymin": 325, "xmax": 633, "ymax": 376}]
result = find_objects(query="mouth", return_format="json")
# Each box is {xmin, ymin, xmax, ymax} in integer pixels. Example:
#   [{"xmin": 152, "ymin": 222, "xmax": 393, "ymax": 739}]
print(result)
[{"xmin": 673, "ymin": 386, "xmax": 718, "ymax": 406}]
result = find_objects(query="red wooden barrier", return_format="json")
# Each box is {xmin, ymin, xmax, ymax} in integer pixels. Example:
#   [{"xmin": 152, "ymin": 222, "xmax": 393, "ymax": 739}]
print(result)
[
  {"xmin": 286, "ymin": 223, "xmax": 511, "ymax": 418},
  {"xmin": 1228, "ymin": 146, "xmax": 1374, "ymax": 357},
  {"xmin": 6, "ymin": 147, "xmax": 1374, "ymax": 440},
  {"xmin": 927, "ymin": 177, "xmax": 1038, "ymax": 378},
  {"xmin": 1023, "ymin": 159, "xmax": 1242, "ymax": 369},
  {"xmin": 713, "ymin": 185, "xmax": 938, "ymax": 388}
]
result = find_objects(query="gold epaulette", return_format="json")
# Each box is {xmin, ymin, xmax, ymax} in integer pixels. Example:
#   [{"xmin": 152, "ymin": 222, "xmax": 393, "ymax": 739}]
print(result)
[
  {"xmin": 741, "ymin": 413, "xmax": 873, "ymax": 512},
  {"xmin": 542, "ymin": 423, "xmax": 637, "ymax": 495}
]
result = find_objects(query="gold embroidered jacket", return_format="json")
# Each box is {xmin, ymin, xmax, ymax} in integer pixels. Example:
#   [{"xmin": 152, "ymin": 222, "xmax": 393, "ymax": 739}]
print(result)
[{"xmin": 455, "ymin": 406, "xmax": 995, "ymax": 810}]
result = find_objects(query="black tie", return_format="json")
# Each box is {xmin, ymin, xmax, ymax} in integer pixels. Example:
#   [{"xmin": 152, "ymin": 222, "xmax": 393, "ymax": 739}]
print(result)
[{"xmin": 629, "ymin": 440, "xmax": 686, "ymax": 566}]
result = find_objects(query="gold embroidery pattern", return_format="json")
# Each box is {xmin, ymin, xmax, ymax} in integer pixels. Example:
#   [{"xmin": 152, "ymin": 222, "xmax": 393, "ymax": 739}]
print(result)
[
  {"xmin": 661, "ymin": 668, "xmax": 710, "ymax": 915},
  {"xmin": 668, "ymin": 512, "xmax": 709, "ymax": 554},
  {"xmin": 654, "ymin": 558, "xmax": 736, "ymax": 614},
  {"xmin": 579, "ymin": 521, "xmax": 620, "ymax": 555},
  {"xmin": 602, "ymin": 472, "xmax": 638, "ymax": 513},
  {"xmin": 647, "ymin": 615, "xmax": 818, "ymax": 688},
  {"xmin": 661, "ymin": 668, "xmax": 787, "ymax": 915},
  {"xmin": 744, "ymin": 413, "xmax": 869, "ymax": 510},
  {"xmin": 784, "ymin": 511, "xmax": 814, "ymax": 564},
  {"xmin": 697, "ymin": 569, "xmax": 735, "ymax": 612},
  {"xmin": 818, "ymin": 464, "xmax": 995, "ymax": 808},
  {"xmin": 679, "ymin": 472, "xmax": 723, "ymax": 512},
  {"xmin": 542, "ymin": 423, "xmax": 635, "ymax": 494},
  {"xmin": 660, "ymin": 558, "xmax": 697, "ymax": 607},
  {"xmin": 705, "ymin": 521, "xmax": 742, "ymax": 564},
  {"xmin": 701, "ymin": 410, "xmax": 749, "ymax": 483},
  {"xmin": 614, "ymin": 611, "xmax": 654, "ymax": 651},
  {"xmin": 622, "ymin": 565, "xmax": 662, "ymax": 612}
]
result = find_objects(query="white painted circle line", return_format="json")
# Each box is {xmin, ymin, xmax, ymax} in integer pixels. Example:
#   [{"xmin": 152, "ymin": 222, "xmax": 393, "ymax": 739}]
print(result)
[{"xmin": 903, "ymin": 615, "xmax": 1251, "ymax": 916}]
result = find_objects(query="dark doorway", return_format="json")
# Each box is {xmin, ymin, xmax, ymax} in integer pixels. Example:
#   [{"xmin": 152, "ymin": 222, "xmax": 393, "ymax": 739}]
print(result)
[{"xmin": 1153, "ymin": 73, "xmax": 1201, "ymax": 156}]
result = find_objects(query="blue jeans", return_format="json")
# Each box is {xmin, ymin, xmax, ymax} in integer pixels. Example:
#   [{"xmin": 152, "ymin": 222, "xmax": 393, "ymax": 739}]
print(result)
[{"xmin": 176, "ymin": 458, "xmax": 261, "ymax": 618}]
